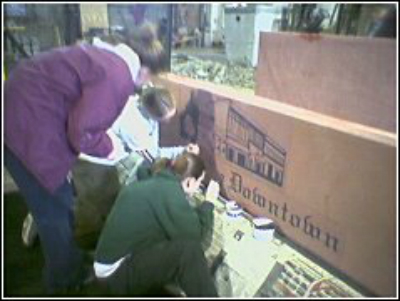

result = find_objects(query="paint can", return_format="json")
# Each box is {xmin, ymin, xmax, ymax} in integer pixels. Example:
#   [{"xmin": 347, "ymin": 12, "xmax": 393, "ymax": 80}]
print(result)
[
  {"xmin": 253, "ymin": 217, "xmax": 275, "ymax": 241},
  {"xmin": 225, "ymin": 201, "xmax": 242, "ymax": 219}
]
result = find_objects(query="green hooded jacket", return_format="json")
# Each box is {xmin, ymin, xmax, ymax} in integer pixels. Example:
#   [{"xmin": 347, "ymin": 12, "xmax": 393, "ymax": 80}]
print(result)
[{"xmin": 95, "ymin": 169, "xmax": 214, "ymax": 264}]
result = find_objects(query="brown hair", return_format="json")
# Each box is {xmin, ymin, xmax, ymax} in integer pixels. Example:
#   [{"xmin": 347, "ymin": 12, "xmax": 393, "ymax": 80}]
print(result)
[
  {"xmin": 97, "ymin": 22, "xmax": 168, "ymax": 74},
  {"xmin": 140, "ymin": 86, "xmax": 176, "ymax": 121},
  {"xmin": 152, "ymin": 152, "xmax": 205, "ymax": 181}
]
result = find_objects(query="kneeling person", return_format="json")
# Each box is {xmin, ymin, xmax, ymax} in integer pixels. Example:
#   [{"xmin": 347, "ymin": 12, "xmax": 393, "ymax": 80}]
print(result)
[{"xmin": 94, "ymin": 152, "xmax": 218, "ymax": 297}]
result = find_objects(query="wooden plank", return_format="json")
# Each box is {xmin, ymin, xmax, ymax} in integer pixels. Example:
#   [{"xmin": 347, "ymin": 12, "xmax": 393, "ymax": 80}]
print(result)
[
  {"xmin": 156, "ymin": 73, "xmax": 396, "ymax": 297},
  {"xmin": 255, "ymin": 32, "xmax": 396, "ymax": 133}
]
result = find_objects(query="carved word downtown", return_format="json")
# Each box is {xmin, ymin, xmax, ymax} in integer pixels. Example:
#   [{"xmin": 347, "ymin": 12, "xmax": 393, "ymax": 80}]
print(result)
[{"xmin": 228, "ymin": 171, "xmax": 340, "ymax": 253}]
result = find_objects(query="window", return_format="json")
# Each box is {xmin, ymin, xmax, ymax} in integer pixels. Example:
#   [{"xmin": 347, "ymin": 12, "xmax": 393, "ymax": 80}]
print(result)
[{"xmin": 238, "ymin": 153, "xmax": 246, "ymax": 167}]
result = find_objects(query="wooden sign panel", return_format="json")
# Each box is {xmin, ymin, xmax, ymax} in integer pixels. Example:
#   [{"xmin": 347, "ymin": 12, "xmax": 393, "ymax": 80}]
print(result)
[
  {"xmin": 255, "ymin": 32, "xmax": 396, "ymax": 133},
  {"xmin": 156, "ymin": 74, "xmax": 396, "ymax": 296}
]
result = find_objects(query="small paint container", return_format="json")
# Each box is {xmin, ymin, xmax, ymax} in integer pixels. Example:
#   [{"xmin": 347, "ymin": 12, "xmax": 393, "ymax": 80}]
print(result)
[
  {"xmin": 253, "ymin": 217, "xmax": 275, "ymax": 241},
  {"xmin": 225, "ymin": 201, "xmax": 242, "ymax": 219}
]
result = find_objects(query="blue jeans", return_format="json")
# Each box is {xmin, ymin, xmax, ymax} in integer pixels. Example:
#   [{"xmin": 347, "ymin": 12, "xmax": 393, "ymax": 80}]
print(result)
[{"xmin": 5, "ymin": 146, "xmax": 84, "ymax": 293}]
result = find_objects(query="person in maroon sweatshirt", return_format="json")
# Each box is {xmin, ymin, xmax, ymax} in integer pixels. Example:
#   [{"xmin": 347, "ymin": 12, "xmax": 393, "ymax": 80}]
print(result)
[{"xmin": 4, "ymin": 23, "xmax": 167, "ymax": 294}]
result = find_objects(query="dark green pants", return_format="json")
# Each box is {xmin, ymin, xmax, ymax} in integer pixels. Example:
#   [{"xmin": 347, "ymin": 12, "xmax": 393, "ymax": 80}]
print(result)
[{"xmin": 99, "ymin": 240, "xmax": 218, "ymax": 297}]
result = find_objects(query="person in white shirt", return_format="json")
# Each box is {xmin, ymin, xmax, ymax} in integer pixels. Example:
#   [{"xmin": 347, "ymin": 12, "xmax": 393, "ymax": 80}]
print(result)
[{"xmin": 111, "ymin": 85, "xmax": 199, "ymax": 165}]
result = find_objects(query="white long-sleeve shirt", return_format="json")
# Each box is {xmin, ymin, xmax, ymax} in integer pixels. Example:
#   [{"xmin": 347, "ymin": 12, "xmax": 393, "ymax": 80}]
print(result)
[{"xmin": 112, "ymin": 95, "xmax": 184, "ymax": 162}]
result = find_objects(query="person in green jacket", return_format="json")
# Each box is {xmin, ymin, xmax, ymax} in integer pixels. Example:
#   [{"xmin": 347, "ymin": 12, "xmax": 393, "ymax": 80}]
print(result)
[{"xmin": 94, "ymin": 152, "xmax": 218, "ymax": 297}]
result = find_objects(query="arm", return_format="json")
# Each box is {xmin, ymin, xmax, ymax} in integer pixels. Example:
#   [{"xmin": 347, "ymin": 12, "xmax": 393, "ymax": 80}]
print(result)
[
  {"xmin": 151, "ymin": 124, "xmax": 185, "ymax": 159},
  {"xmin": 77, "ymin": 130, "xmax": 128, "ymax": 165},
  {"xmin": 195, "ymin": 201, "xmax": 215, "ymax": 241},
  {"xmin": 67, "ymin": 81, "xmax": 123, "ymax": 157},
  {"xmin": 153, "ymin": 126, "xmax": 200, "ymax": 158},
  {"xmin": 158, "ymin": 145, "xmax": 186, "ymax": 159}
]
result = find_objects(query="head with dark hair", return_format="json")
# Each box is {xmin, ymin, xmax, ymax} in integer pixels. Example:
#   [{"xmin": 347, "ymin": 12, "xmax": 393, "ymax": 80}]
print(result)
[
  {"xmin": 153, "ymin": 152, "xmax": 206, "ymax": 196},
  {"xmin": 139, "ymin": 86, "xmax": 176, "ymax": 122}
]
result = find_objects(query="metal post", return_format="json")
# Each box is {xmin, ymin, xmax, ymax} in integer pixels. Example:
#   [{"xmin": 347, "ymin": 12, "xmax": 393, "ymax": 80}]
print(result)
[
  {"xmin": 335, "ymin": 4, "xmax": 344, "ymax": 34},
  {"xmin": 166, "ymin": 4, "xmax": 173, "ymax": 72}
]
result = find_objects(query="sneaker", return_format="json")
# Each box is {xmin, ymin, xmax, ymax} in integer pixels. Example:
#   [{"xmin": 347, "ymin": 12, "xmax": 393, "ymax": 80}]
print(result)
[{"xmin": 21, "ymin": 213, "xmax": 38, "ymax": 247}]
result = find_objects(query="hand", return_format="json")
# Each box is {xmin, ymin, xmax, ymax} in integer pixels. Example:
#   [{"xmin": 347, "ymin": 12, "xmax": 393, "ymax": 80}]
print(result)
[{"xmin": 186, "ymin": 143, "xmax": 200, "ymax": 155}]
